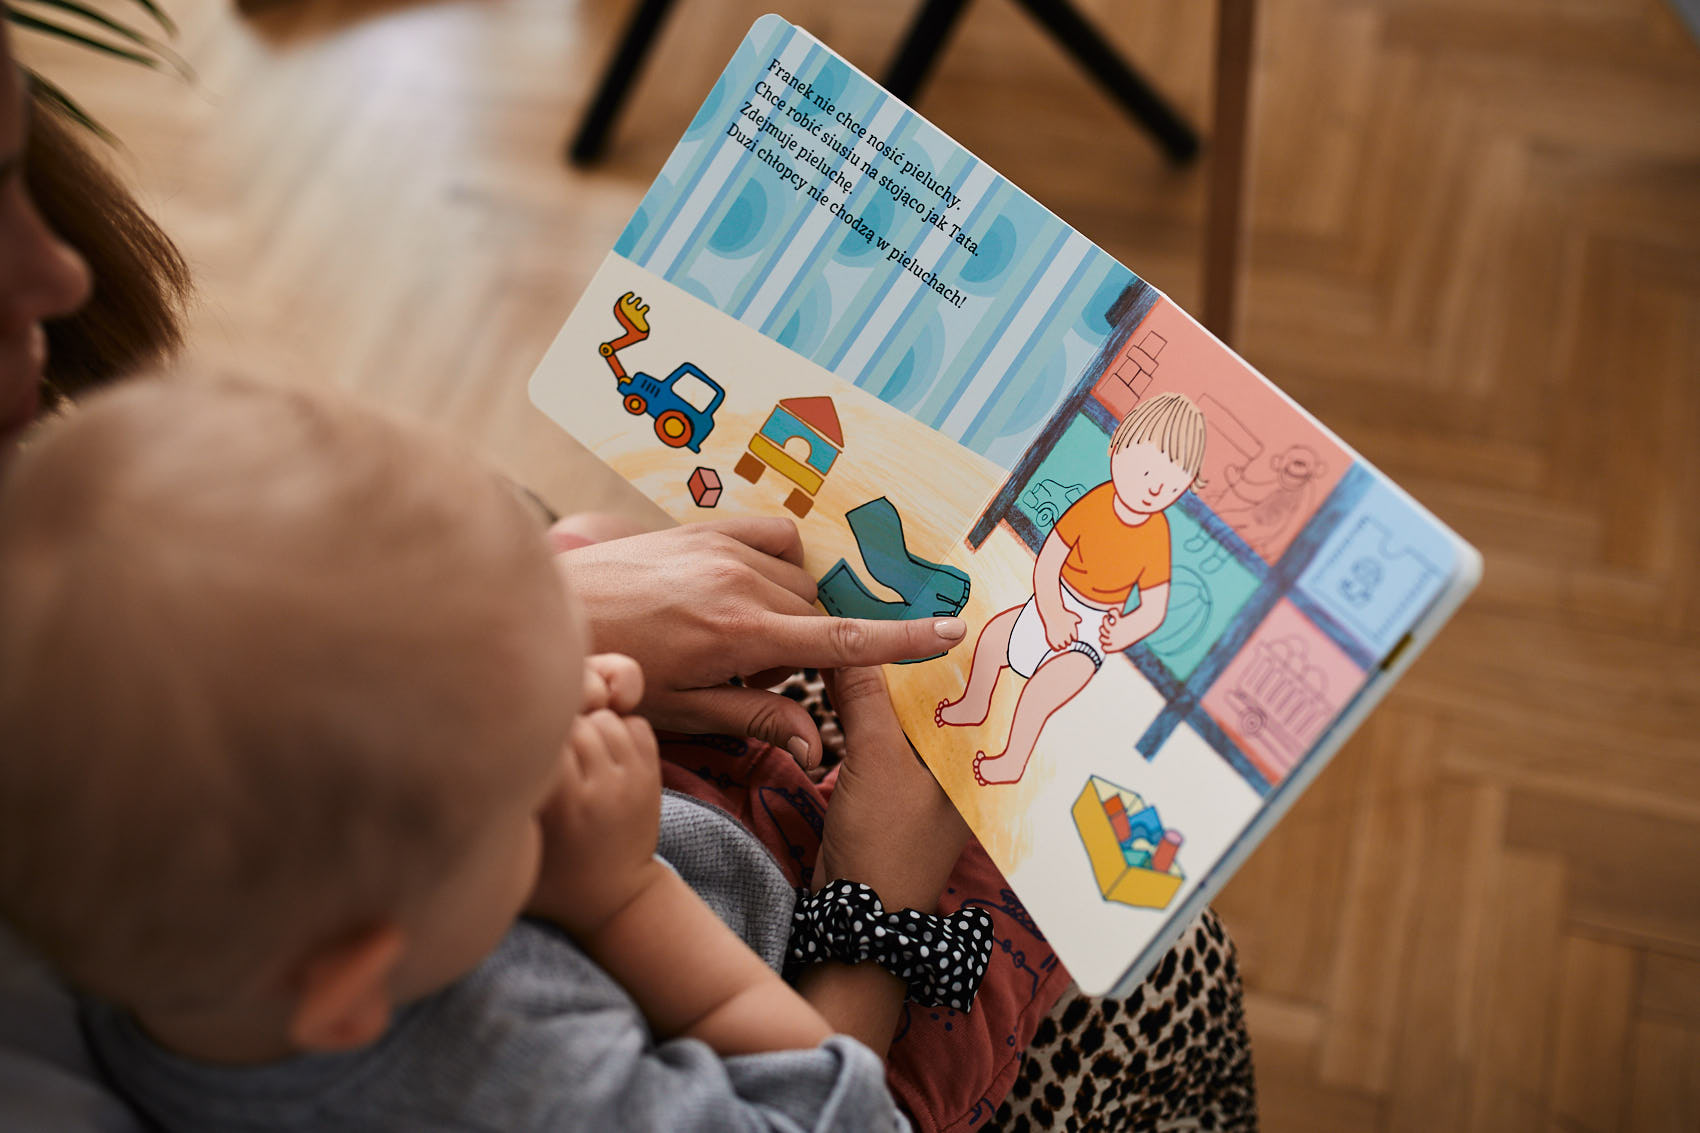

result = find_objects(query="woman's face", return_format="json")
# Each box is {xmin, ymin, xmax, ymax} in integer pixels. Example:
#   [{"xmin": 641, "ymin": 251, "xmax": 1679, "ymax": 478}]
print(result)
[{"xmin": 0, "ymin": 29, "xmax": 93, "ymax": 446}]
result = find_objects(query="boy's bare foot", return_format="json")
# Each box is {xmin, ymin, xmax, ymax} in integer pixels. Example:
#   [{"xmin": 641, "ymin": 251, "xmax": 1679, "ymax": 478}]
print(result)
[
  {"xmin": 935, "ymin": 694, "xmax": 988, "ymax": 728},
  {"xmin": 972, "ymin": 751, "xmax": 1026, "ymax": 786}
]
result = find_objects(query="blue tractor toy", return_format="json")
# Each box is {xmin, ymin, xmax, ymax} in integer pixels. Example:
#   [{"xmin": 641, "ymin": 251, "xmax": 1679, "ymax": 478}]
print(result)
[{"xmin": 600, "ymin": 292, "xmax": 725, "ymax": 454}]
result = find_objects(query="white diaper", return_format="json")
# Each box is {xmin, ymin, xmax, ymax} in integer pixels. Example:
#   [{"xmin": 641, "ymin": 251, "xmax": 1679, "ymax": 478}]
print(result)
[{"xmin": 1006, "ymin": 583, "xmax": 1114, "ymax": 678}]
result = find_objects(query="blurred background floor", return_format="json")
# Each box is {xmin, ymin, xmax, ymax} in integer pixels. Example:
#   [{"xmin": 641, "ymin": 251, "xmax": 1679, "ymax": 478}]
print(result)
[{"xmin": 22, "ymin": 0, "xmax": 1700, "ymax": 1128}]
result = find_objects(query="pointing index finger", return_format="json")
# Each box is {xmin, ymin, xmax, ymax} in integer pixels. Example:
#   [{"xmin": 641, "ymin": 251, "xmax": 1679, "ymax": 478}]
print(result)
[{"xmin": 765, "ymin": 611, "xmax": 967, "ymax": 669}]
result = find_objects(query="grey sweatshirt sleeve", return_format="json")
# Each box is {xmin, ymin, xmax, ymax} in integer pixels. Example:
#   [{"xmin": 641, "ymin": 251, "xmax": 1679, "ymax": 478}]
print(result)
[{"xmin": 428, "ymin": 924, "xmax": 909, "ymax": 1133}]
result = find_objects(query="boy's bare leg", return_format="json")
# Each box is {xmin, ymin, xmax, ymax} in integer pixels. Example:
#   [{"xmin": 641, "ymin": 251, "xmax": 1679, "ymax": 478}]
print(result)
[
  {"xmin": 974, "ymin": 651, "xmax": 1096, "ymax": 785},
  {"xmin": 935, "ymin": 605, "xmax": 1022, "ymax": 727}
]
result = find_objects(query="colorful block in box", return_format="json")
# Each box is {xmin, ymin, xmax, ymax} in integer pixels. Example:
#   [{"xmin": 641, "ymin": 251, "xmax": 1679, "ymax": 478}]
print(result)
[
  {"xmin": 1122, "ymin": 846, "xmax": 1152, "ymax": 869},
  {"xmin": 1151, "ymin": 830, "xmax": 1183, "ymax": 873},
  {"xmin": 1108, "ymin": 810, "xmax": 1132, "ymax": 843},
  {"xmin": 1126, "ymin": 805, "xmax": 1165, "ymax": 846},
  {"xmin": 688, "ymin": 466, "xmax": 722, "ymax": 508},
  {"xmin": 1072, "ymin": 776, "xmax": 1184, "ymax": 911}
]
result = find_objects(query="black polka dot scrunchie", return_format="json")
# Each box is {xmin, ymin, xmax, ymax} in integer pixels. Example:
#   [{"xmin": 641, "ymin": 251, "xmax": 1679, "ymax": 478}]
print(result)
[{"xmin": 783, "ymin": 880, "xmax": 995, "ymax": 1013}]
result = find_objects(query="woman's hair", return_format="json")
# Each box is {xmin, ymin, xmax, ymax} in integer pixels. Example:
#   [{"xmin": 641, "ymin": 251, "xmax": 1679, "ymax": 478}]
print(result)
[{"xmin": 27, "ymin": 86, "xmax": 193, "ymax": 402}]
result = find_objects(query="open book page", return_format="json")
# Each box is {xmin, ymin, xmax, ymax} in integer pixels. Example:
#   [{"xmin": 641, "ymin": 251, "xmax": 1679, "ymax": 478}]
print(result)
[{"xmin": 528, "ymin": 15, "xmax": 1480, "ymax": 994}]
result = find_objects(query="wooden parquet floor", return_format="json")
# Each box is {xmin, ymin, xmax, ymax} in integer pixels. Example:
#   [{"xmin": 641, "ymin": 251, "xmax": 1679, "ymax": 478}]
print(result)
[{"xmin": 24, "ymin": 0, "xmax": 1700, "ymax": 1127}]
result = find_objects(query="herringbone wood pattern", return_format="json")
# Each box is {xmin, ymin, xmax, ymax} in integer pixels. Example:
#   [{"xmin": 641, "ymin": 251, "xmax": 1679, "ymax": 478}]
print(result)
[{"xmin": 23, "ymin": 0, "xmax": 1700, "ymax": 1127}]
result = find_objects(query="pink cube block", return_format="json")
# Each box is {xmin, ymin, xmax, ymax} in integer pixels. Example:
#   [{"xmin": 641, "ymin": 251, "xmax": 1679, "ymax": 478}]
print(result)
[{"xmin": 689, "ymin": 466, "xmax": 722, "ymax": 508}]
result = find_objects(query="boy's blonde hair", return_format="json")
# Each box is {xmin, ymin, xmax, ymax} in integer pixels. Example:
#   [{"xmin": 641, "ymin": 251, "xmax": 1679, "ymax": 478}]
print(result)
[
  {"xmin": 1109, "ymin": 391, "xmax": 1208, "ymax": 483},
  {"xmin": 0, "ymin": 378, "xmax": 568, "ymax": 1011}
]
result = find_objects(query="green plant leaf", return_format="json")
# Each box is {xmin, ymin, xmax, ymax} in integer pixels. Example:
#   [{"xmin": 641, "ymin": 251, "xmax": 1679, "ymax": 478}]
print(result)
[
  {"xmin": 17, "ymin": 0, "xmax": 150, "ymax": 48},
  {"xmin": 111, "ymin": 0, "xmax": 176, "ymax": 37},
  {"xmin": 7, "ymin": 9, "xmax": 162, "ymax": 68},
  {"xmin": 17, "ymin": 0, "xmax": 191, "ymax": 77},
  {"xmin": 11, "ymin": 0, "xmax": 174, "ymax": 36},
  {"xmin": 25, "ymin": 68, "xmax": 116, "ymax": 144},
  {"xmin": 5, "ymin": 0, "xmax": 185, "ymax": 144}
]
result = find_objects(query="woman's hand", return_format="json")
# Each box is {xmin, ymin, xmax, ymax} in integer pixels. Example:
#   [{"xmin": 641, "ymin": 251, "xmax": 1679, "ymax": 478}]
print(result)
[
  {"xmin": 792, "ymin": 667, "xmax": 969, "ymax": 1058},
  {"xmin": 814, "ymin": 667, "xmax": 969, "ymax": 913},
  {"xmin": 553, "ymin": 517, "xmax": 966, "ymax": 767}
]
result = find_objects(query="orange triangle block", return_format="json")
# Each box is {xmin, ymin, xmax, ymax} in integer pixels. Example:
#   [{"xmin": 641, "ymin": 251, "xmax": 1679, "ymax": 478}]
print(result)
[{"xmin": 778, "ymin": 396, "xmax": 844, "ymax": 449}]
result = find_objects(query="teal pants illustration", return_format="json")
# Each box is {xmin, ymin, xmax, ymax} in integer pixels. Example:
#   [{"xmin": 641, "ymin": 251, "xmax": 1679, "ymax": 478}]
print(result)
[{"xmin": 817, "ymin": 497, "xmax": 971, "ymax": 662}]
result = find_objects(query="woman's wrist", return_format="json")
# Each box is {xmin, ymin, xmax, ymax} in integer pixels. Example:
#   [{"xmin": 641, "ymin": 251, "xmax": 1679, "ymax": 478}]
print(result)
[
  {"xmin": 814, "ymin": 838, "xmax": 954, "ymax": 913},
  {"xmin": 816, "ymin": 802, "xmax": 969, "ymax": 912}
]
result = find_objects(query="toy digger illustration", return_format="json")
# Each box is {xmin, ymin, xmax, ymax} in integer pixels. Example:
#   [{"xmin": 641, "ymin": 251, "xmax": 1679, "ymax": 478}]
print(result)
[{"xmin": 599, "ymin": 292, "xmax": 724, "ymax": 454}]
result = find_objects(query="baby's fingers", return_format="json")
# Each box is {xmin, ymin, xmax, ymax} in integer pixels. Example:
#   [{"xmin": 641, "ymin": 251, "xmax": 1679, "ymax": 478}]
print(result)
[
  {"xmin": 569, "ymin": 710, "xmax": 621, "ymax": 774},
  {"xmin": 616, "ymin": 714, "xmax": 659, "ymax": 771},
  {"xmin": 586, "ymin": 653, "xmax": 645, "ymax": 714}
]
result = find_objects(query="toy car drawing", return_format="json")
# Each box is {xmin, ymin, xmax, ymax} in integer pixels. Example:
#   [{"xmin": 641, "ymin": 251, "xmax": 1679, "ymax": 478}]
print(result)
[
  {"xmin": 598, "ymin": 292, "xmax": 725, "ymax": 454},
  {"xmin": 620, "ymin": 363, "xmax": 724, "ymax": 453},
  {"xmin": 1021, "ymin": 479, "xmax": 1088, "ymax": 528}
]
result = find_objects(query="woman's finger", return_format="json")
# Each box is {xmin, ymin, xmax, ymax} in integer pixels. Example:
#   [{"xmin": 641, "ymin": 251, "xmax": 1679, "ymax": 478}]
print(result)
[
  {"xmin": 760, "ymin": 611, "xmax": 966, "ymax": 670},
  {"xmin": 741, "ymin": 666, "xmax": 797, "ymax": 690},
  {"xmin": 719, "ymin": 535, "xmax": 819, "ymax": 603},
  {"xmin": 738, "ymin": 574, "xmax": 823, "ymax": 628},
  {"xmin": 694, "ymin": 516, "xmax": 806, "ymax": 567},
  {"xmin": 661, "ymin": 684, "xmax": 825, "ymax": 768},
  {"xmin": 824, "ymin": 665, "xmax": 888, "ymax": 716},
  {"xmin": 826, "ymin": 666, "xmax": 906, "ymax": 744}
]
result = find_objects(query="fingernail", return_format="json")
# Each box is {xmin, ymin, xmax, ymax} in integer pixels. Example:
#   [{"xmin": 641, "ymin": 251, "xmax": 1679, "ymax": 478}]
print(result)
[
  {"xmin": 935, "ymin": 617, "xmax": 966, "ymax": 640},
  {"xmin": 787, "ymin": 736, "xmax": 811, "ymax": 763}
]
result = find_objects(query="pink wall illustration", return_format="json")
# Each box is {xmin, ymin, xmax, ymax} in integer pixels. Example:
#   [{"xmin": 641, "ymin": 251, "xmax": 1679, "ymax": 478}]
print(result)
[{"xmin": 1200, "ymin": 600, "xmax": 1367, "ymax": 783}]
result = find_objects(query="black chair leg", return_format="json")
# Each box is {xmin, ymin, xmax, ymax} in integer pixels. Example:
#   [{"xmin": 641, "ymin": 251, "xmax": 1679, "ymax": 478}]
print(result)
[
  {"xmin": 883, "ymin": 0, "xmax": 974, "ymax": 103},
  {"xmin": 1009, "ymin": 0, "xmax": 1198, "ymax": 163},
  {"xmin": 568, "ymin": 0, "xmax": 681, "ymax": 165},
  {"xmin": 571, "ymin": 0, "xmax": 1196, "ymax": 167}
]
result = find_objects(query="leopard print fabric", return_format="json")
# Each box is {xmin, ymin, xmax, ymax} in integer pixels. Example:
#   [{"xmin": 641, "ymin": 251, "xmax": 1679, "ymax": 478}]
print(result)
[
  {"xmin": 777, "ymin": 669, "xmax": 845, "ymax": 781},
  {"xmin": 780, "ymin": 670, "xmax": 1259, "ymax": 1131},
  {"xmin": 985, "ymin": 908, "xmax": 1256, "ymax": 1131}
]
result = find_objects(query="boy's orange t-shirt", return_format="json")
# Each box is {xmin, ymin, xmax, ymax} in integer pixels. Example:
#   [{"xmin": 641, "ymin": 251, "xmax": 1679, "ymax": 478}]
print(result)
[{"xmin": 1052, "ymin": 482, "xmax": 1172, "ymax": 606}]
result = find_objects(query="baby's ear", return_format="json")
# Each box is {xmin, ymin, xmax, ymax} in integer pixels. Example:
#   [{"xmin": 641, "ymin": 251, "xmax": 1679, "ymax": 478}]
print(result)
[{"xmin": 285, "ymin": 924, "xmax": 405, "ymax": 1054}]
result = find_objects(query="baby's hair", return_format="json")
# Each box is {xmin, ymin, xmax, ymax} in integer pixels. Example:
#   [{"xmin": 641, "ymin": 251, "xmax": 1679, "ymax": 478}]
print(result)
[
  {"xmin": 1109, "ymin": 391, "xmax": 1209, "ymax": 486},
  {"xmin": 0, "ymin": 377, "xmax": 569, "ymax": 1012}
]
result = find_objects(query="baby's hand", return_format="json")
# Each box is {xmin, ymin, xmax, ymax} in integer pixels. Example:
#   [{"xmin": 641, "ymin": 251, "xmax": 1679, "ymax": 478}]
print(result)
[
  {"xmin": 581, "ymin": 651, "xmax": 645, "ymax": 716},
  {"xmin": 528, "ymin": 655, "xmax": 665, "ymax": 938}
]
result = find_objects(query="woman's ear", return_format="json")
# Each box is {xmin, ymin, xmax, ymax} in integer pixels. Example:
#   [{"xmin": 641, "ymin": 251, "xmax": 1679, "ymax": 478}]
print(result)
[{"xmin": 285, "ymin": 924, "xmax": 406, "ymax": 1053}]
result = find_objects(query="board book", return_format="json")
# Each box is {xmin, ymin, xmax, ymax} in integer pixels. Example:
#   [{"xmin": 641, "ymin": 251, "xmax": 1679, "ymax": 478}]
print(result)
[{"xmin": 529, "ymin": 15, "xmax": 1481, "ymax": 996}]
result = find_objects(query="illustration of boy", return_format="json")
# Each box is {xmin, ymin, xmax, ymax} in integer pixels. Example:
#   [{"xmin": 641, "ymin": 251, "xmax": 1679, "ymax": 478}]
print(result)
[{"xmin": 935, "ymin": 392, "xmax": 1207, "ymax": 786}]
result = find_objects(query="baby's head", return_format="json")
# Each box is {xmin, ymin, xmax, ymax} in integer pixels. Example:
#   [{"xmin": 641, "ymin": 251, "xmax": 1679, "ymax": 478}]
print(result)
[
  {"xmin": 1109, "ymin": 391, "xmax": 1208, "ymax": 515},
  {"xmin": 0, "ymin": 378, "xmax": 585, "ymax": 1054}
]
